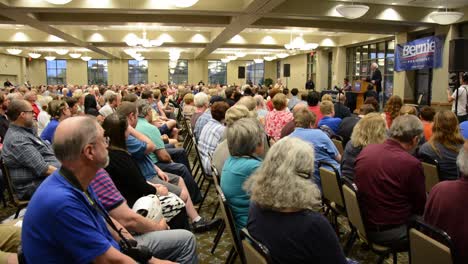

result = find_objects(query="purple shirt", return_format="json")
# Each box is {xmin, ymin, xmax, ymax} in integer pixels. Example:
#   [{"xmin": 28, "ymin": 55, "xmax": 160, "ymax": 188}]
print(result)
[
  {"xmin": 424, "ymin": 178, "xmax": 468, "ymax": 263},
  {"xmin": 90, "ymin": 169, "xmax": 125, "ymax": 211},
  {"xmin": 355, "ymin": 139, "xmax": 426, "ymax": 227}
]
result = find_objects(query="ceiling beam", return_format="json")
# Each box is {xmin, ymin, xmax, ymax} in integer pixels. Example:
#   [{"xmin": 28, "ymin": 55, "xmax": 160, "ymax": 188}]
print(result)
[
  {"xmin": 34, "ymin": 13, "xmax": 231, "ymax": 27},
  {"xmin": 0, "ymin": 3, "xmax": 118, "ymax": 58},
  {"xmin": 253, "ymin": 18, "xmax": 412, "ymax": 34},
  {"xmin": 195, "ymin": 0, "xmax": 287, "ymax": 59}
]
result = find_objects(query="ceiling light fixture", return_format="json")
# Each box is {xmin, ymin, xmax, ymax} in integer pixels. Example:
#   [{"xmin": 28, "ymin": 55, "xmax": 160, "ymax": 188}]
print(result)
[
  {"xmin": 6, "ymin": 48, "xmax": 22, "ymax": 55},
  {"xmin": 284, "ymin": 33, "xmax": 319, "ymax": 51},
  {"xmin": 81, "ymin": 56, "xmax": 92, "ymax": 61},
  {"xmin": 253, "ymin": 58, "xmax": 264, "ymax": 63},
  {"xmin": 235, "ymin": 52, "xmax": 246, "ymax": 58},
  {"xmin": 264, "ymin": 56, "xmax": 277, "ymax": 61},
  {"xmin": 336, "ymin": 2, "xmax": 370, "ymax": 19},
  {"xmin": 45, "ymin": 0, "xmax": 72, "ymax": 4},
  {"xmin": 227, "ymin": 55, "xmax": 237, "ymax": 61},
  {"xmin": 28, "ymin": 52, "xmax": 41, "ymax": 59},
  {"xmin": 174, "ymin": 0, "xmax": 199, "ymax": 8},
  {"xmin": 221, "ymin": 58, "xmax": 230, "ymax": 63},
  {"xmin": 44, "ymin": 56, "xmax": 56, "ymax": 61},
  {"xmin": 126, "ymin": 32, "xmax": 164, "ymax": 48},
  {"xmin": 429, "ymin": 10, "xmax": 463, "ymax": 25},
  {"xmin": 55, "ymin": 49, "xmax": 69, "ymax": 55},
  {"xmin": 69, "ymin": 53, "xmax": 81, "ymax": 58},
  {"xmin": 276, "ymin": 53, "xmax": 289, "ymax": 59}
]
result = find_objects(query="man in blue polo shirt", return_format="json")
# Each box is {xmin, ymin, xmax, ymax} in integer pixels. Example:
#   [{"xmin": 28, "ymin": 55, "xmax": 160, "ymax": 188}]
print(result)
[{"xmin": 22, "ymin": 116, "xmax": 142, "ymax": 263}]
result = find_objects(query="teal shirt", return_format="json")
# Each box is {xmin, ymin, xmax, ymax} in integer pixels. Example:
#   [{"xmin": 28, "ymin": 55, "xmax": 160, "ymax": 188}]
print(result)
[
  {"xmin": 135, "ymin": 118, "xmax": 165, "ymax": 164},
  {"xmin": 220, "ymin": 156, "xmax": 261, "ymax": 231}
]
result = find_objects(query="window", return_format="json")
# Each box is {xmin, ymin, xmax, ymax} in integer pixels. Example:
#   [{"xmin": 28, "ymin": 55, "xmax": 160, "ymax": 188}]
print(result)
[
  {"xmin": 307, "ymin": 53, "xmax": 316, "ymax": 82},
  {"xmin": 46, "ymin": 60, "xmax": 66, "ymax": 85},
  {"xmin": 128, "ymin": 60, "xmax": 148, "ymax": 85},
  {"xmin": 208, "ymin": 60, "xmax": 227, "ymax": 85},
  {"xmin": 246, "ymin": 61, "xmax": 264, "ymax": 85},
  {"xmin": 169, "ymin": 60, "xmax": 188, "ymax": 85},
  {"xmin": 87, "ymin": 60, "xmax": 108, "ymax": 85},
  {"xmin": 346, "ymin": 39, "xmax": 395, "ymax": 103}
]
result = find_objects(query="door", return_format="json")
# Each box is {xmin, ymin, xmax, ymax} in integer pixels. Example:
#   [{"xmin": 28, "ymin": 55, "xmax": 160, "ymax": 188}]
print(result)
[{"xmin": 415, "ymin": 68, "xmax": 432, "ymax": 105}]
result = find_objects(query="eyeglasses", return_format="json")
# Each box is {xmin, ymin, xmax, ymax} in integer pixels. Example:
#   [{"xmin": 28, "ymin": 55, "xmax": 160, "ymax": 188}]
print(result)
[
  {"xmin": 91, "ymin": 136, "xmax": 110, "ymax": 146},
  {"xmin": 22, "ymin": 110, "xmax": 34, "ymax": 114}
]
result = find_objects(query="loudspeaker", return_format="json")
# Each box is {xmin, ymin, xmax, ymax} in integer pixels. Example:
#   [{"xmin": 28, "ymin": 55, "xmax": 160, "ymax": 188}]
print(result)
[
  {"xmin": 238, "ymin": 66, "xmax": 245, "ymax": 79},
  {"xmin": 449, "ymin": 39, "xmax": 468, "ymax": 72},
  {"xmin": 284, "ymin": 64, "xmax": 290, "ymax": 77}
]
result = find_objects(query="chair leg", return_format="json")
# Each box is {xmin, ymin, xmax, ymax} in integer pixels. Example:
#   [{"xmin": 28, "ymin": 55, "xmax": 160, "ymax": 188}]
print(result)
[
  {"xmin": 197, "ymin": 181, "xmax": 212, "ymax": 214},
  {"xmin": 393, "ymin": 252, "xmax": 398, "ymax": 264},
  {"xmin": 229, "ymin": 250, "xmax": 238, "ymax": 264},
  {"xmin": 225, "ymin": 246, "xmax": 235, "ymax": 264},
  {"xmin": 211, "ymin": 201, "xmax": 220, "ymax": 219},
  {"xmin": 211, "ymin": 222, "xmax": 225, "ymax": 254},
  {"xmin": 14, "ymin": 208, "xmax": 20, "ymax": 219},
  {"xmin": 344, "ymin": 229, "xmax": 357, "ymax": 256},
  {"xmin": 376, "ymin": 253, "xmax": 388, "ymax": 264}
]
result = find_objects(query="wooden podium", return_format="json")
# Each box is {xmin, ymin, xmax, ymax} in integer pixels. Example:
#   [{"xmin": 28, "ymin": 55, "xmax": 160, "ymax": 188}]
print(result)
[{"xmin": 350, "ymin": 80, "xmax": 370, "ymax": 111}]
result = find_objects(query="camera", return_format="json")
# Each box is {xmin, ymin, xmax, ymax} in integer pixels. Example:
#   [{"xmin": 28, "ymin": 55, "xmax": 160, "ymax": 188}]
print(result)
[{"xmin": 119, "ymin": 238, "xmax": 152, "ymax": 263}]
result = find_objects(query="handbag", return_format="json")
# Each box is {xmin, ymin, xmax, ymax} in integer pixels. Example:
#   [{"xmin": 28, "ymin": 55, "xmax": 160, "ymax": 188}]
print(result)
[{"xmin": 158, "ymin": 192, "xmax": 185, "ymax": 222}]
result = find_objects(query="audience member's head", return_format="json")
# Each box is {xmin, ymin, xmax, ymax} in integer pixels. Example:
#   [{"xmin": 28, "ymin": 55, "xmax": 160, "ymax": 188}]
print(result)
[
  {"xmin": 53, "ymin": 116, "xmax": 108, "ymax": 169},
  {"xmin": 116, "ymin": 101, "xmax": 138, "ymax": 127},
  {"xmin": 64, "ymin": 97, "xmax": 78, "ymax": 116},
  {"xmin": 136, "ymin": 99, "xmax": 153, "ymax": 121},
  {"xmin": 225, "ymin": 105, "xmax": 256, "ymax": 127},
  {"xmin": 183, "ymin": 93, "xmax": 194, "ymax": 105},
  {"xmin": 319, "ymin": 101, "xmax": 334, "ymax": 116},
  {"xmin": 388, "ymin": 115, "xmax": 423, "ymax": 148},
  {"xmin": 245, "ymin": 137, "xmax": 321, "ymax": 211},
  {"xmin": 37, "ymin": 95, "xmax": 52, "ymax": 112},
  {"xmin": 399, "ymin": 105, "xmax": 417, "ymax": 116},
  {"xmin": 321, "ymin": 94, "xmax": 333, "ymax": 102},
  {"xmin": 350, "ymin": 113, "xmax": 387, "ymax": 148},
  {"xmin": 272, "ymin": 93, "xmax": 287, "ymax": 111},
  {"xmin": 269, "ymin": 88, "xmax": 280, "ymax": 101},
  {"xmin": 419, "ymin": 106, "xmax": 436, "ymax": 122},
  {"xmin": 358, "ymin": 104, "xmax": 375, "ymax": 116},
  {"xmin": 254, "ymin": 95, "xmax": 266, "ymax": 109},
  {"xmin": 236, "ymin": 96, "xmax": 256, "ymax": 112},
  {"xmin": 306, "ymin": 91, "xmax": 320, "ymax": 107},
  {"xmin": 102, "ymin": 113, "xmax": 128, "ymax": 151},
  {"xmin": 430, "ymin": 110, "xmax": 464, "ymax": 152},
  {"xmin": 84, "ymin": 94, "xmax": 97, "ymax": 114},
  {"xmin": 211, "ymin": 101, "xmax": 230, "ymax": 123},
  {"xmin": 384, "ymin": 95, "xmax": 403, "ymax": 120},
  {"xmin": 226, "ymin": 118, "xmax": 264, "ymax": 157},
  {"xmin": 282, "ymin": 88, "xmax": 289, "ymax": 96},
  {"xmin": 194, "ymin": 92, "xmax": 209, "ymax": 109},
  {"xmin": 364, "ymin": 97, "xmax": 379, "ymax": 112},
  {"xmin": 24, "ymin": 91, "xmax": 37, "ymax": 103},
  {"xmin": 291, "ymin": 88, "xmax": 299, "ymax": 97},
  {"xmin": 122, "ymin": 93, "xmax": 138, "ymax": 102},
  {"xmin": 456, "ymin": 140, "xmax": 468, "ymax": 177},
  {"xmin": 294, "ymin": 107, "xmax": 316, "ymax": 129},
  {"xmin": 48, "ymin": 100, "xmax": 71, "ymax": 120},
  {"xmin": 7, "ymin": 99, "xmax": 34, "ymax": 127}
]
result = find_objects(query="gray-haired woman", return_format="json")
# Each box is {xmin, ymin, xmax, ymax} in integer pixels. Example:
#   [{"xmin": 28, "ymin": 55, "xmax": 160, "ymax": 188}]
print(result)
[{"xmin": 244, "ymin": 137, "xmax": 347, "ymax": 264}]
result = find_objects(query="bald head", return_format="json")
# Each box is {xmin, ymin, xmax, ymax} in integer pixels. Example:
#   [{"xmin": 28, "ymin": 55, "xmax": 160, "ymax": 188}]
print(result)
[
  {"xmin": 292, "ymin": 102, "xmax": 308, "ymax": 113},
  {"xmin": 54, "ymin": 116, "xmax": 100, "ymax": 162}
]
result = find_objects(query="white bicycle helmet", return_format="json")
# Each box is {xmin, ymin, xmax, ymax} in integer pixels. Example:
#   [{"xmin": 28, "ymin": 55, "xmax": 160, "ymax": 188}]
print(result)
[{"xmin": 132, "ymin": 194, "xmax": 163, "ymax": 222}]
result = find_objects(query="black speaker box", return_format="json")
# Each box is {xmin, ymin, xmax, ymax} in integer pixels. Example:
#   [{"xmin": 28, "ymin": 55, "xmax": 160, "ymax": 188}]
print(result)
[
  {"xmin": 284, "ymin": 64, "xmax": 290, "ymax": 77},
  {"xmin": 449, "ymin": 38, "xmax": 468, "ymax": 72},
  {"xmin": 238, "ymin": 66, "xmax": 245, "ymax": 79}
]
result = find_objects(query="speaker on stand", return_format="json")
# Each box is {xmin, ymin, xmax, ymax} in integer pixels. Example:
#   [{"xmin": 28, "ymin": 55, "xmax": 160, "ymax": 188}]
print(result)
[{"xmin": 283, "ymin": 64, "xmax": 290, "ymax": 88}]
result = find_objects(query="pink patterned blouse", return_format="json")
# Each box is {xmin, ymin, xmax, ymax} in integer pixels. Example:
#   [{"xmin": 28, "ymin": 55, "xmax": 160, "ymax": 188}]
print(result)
[{"xmin": 265, "ymin": 109, "xmax": 293, "ymax": 140}]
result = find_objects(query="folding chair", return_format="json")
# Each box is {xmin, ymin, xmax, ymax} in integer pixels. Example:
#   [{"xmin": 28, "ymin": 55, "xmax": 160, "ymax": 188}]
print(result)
[
  {"xmin": 342, "ymin": 179, "xmax": 407, "ymax": 263},
  {"xmin": 1, "ymin": 161, "xmax": 28, "ymax": 219},
  {"xmin": 408, "ymin": 217, "xmax": 455, "ymax": 264},
  {"xmin": 420, "ymin": 157, "xmax": 440, "ymax": 194},
  {"xmin": 191, "ymin": 135, "xmax": 214, "ymax": 214},
  {"xmin": 318, "ymin": 161, "xmax": 346, "ymax": 235},
  {"xmin": 240, "ymin": 228, "xmax": 272, "ymax": 264},
  {"xmin": 215, "ymin": 184, "xmax": 245, "ymax": 264},
  {"xmin": 331, "ymin": 135, "xmax": 344, "ymax": 156}
]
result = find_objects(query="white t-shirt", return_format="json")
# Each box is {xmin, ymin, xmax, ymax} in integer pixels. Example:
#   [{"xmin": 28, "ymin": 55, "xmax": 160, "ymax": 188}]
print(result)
[
  {"xmin": 451, "ymin": 85, "xmax": 468, "ymax": 116},
  {"xmin": 37, "ymin": 111, "xmax": 50, "ymax": 136}
]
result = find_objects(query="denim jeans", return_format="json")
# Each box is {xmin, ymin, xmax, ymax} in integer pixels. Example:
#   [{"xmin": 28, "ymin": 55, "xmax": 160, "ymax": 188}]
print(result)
[{"xmin": 134, "ymin": 229, "xmax": 197, "ymax": 264}]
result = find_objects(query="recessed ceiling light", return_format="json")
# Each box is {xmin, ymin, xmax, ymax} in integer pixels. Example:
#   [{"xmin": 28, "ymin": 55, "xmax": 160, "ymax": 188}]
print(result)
[
  {"xmin": 45, "ymin": 0, "xmax": 72, "ymax": 4},
  {"xmin": 391, "ymin": 2, "xmax": 397, "ymax": 5}
]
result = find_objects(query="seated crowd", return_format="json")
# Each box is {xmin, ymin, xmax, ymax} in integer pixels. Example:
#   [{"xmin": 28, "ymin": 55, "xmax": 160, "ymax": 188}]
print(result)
[{"xmin": 0, "ymin": 79, "xmax": 467, "ymax": 264}]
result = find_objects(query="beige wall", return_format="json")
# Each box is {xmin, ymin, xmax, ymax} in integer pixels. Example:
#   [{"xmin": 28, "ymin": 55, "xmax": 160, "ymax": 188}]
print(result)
[
  {"xmin": 28, "ymin": 59, "xmax": 46, "ymax": 86},
  {"xmin": 432, "ymin": 25, "xmax": 456, "ymax": 104},
  {"xmin": 148, "ymin": 59, "xmax": 169, "ymax": 84},
  {"xmin": 226, "ymin": 60, "xmax": 249, "ymax": 86},
  {"xmin": 0, "ymin": 53, "xmax": 26, "ymax": 85},
  {"xmin": 277, "ymin": 54, "xmax": 307, "ymax": 90},
  {"xmin": 108, "ymin": 59, "xmax": 128, "ymax": 85},
  {"xmin": 315, "ymin": 50, "xmax": 329, "ymax": 91},
  {"xmin": 189, "ymin": 60, "xmax": 207, "ymax": 85},
  {"xmin": 66, "ymin": 59, "xmax": 87, "ymax": 85}
]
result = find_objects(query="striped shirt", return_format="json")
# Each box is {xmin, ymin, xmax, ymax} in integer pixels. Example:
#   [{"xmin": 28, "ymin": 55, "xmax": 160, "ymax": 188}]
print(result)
[
  {"xmin": 198, "ymin": 119, "xmax": 225, "ymax": 175},
  {"xmin": 90, "ymin": 169, "xmax": 125, "ymax": 211}
]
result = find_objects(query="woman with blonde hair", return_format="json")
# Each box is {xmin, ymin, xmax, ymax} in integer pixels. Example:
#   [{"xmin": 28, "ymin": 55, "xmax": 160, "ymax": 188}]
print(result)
[
  {"xmin": 383, "ymin": 95, "xmax": 403, "ymax": 128},
  {"xmin": 419, "ymin": 110, "xmax": 464, "ymax": 180},
  {"xmin": 245, "ymin": 137, "xmax": 347, "ymax": 264},
  {"xmin": 341, "ymin": 113, "xmax": 387, "ymax": 180}
]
